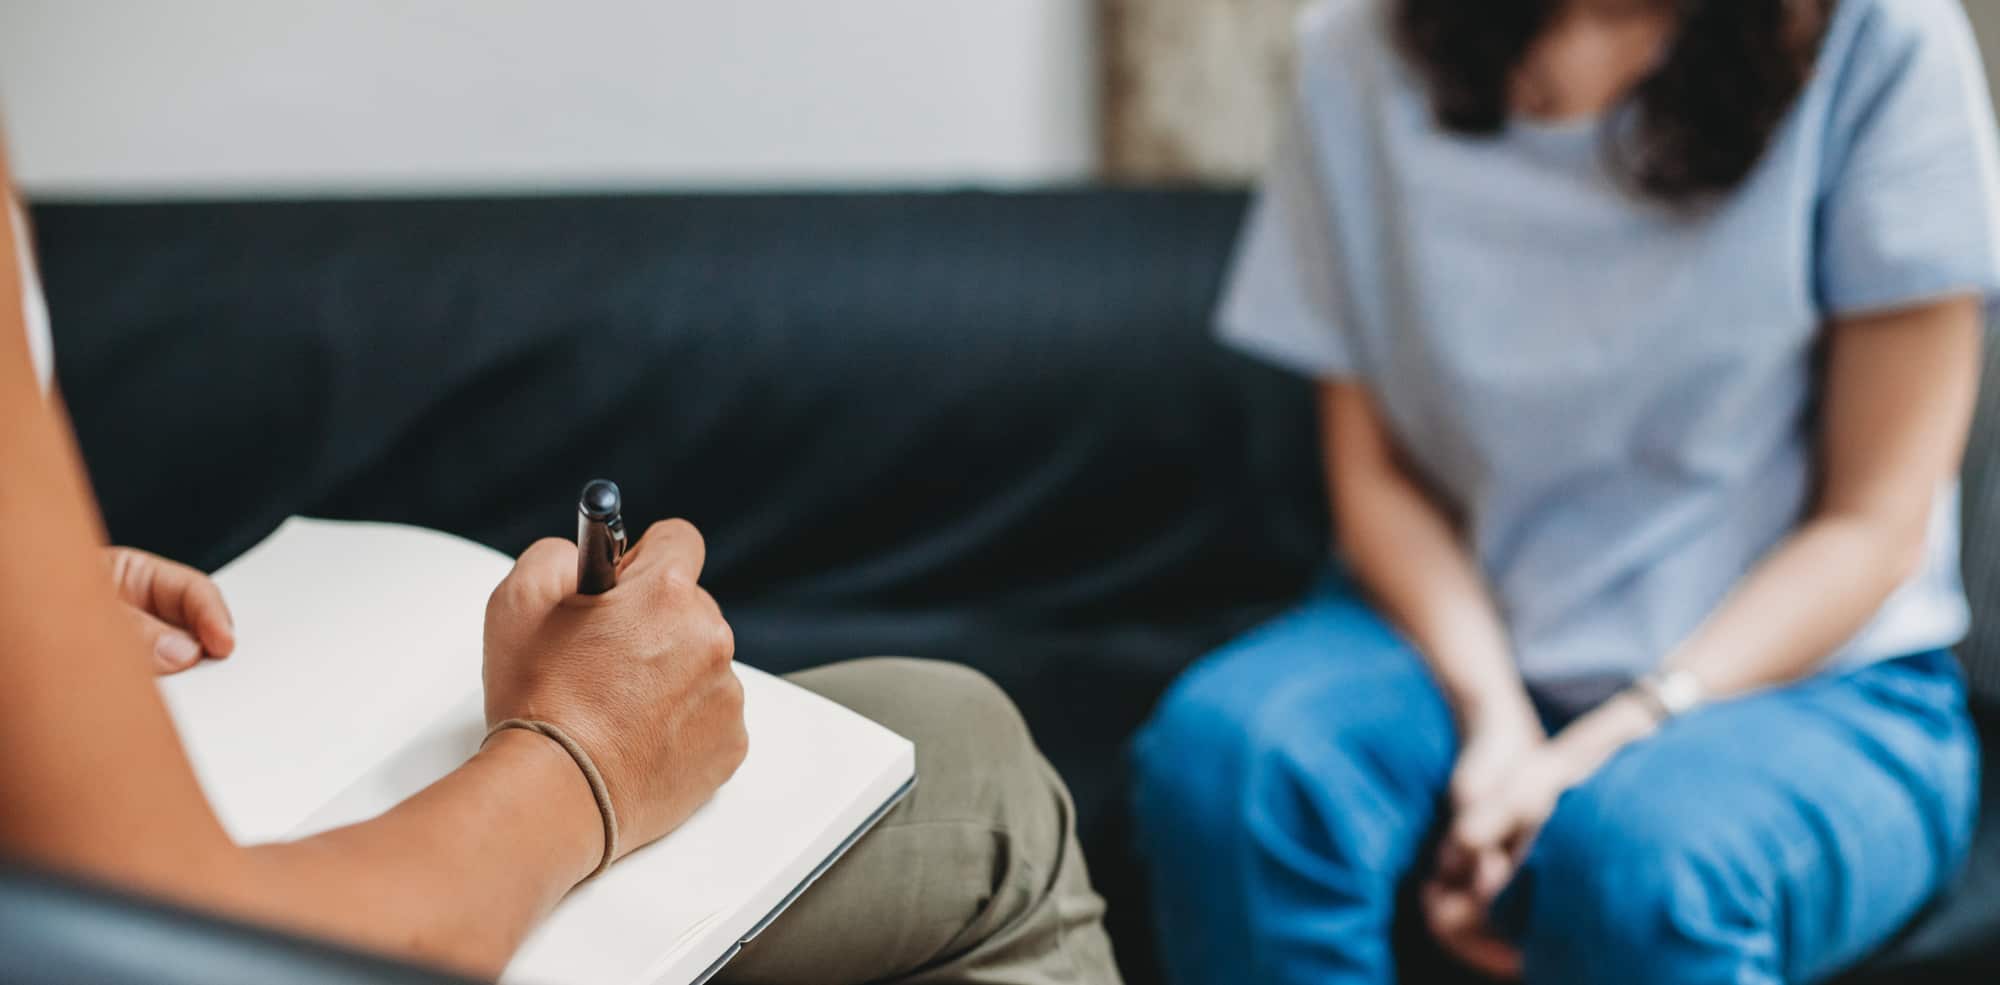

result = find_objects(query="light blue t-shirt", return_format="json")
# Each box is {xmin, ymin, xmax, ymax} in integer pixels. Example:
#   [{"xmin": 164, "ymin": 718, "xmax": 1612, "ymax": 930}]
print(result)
[{"xmin": 1222, "ymin": 0, "xmax": 2000, "ymax": 683}]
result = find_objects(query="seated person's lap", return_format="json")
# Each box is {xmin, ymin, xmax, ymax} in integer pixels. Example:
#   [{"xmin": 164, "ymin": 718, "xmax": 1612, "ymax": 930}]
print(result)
[
  {"xmin": 723, "ymin": 658, "xmax": 1123, "ymax": 985},
  {"xmin": 1132, "ymin": 579, "xmax": 1979, "ymax": 984}
]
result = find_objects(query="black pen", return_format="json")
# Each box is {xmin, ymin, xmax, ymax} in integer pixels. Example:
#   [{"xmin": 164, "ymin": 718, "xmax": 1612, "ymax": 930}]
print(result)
[{"xmin": 576, "ymin": 479, "xmax": 627, "ymax": 595}]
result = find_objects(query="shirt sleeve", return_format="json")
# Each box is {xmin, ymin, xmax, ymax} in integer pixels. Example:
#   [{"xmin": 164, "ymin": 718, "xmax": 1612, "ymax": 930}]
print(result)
[
  {"xmin": 1817, "ymin": 0, "xmax": 2000, "ymax": 318},
  {"xmin": 1216, "ymin": 95, "xmax": 1365, "ymax": 381},
  {"xmin": 7, "ymin": 201, "xmax": 53, "ymax": 392}
]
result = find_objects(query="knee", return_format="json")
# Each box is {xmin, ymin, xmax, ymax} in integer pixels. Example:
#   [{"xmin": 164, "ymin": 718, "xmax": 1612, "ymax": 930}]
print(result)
[
  {"xmin": 831, "ymin": 657, "xmax": 1059, "ymax": 822},
  {"xmin": 1514, "ymin": 784, "xmax": 1774, "ymax": 984},
  {"xmin": 847, "ymin": 658, "xmax": 1037, "ymax": 769},
  {"xmin": 1132, "ymin": 629, "xmax": 1448, "ymax": 831},
  {"xmin": 1132, "ymin": 658, "xmax": 1380, "ymax": 854},
  {"xmin": 1133, "ymin": 619, "xmax": 1338, "ymax": 793},
  {"xmin": 1131, "ymin": 660, "xmax": 1269, "ymax": 827}
]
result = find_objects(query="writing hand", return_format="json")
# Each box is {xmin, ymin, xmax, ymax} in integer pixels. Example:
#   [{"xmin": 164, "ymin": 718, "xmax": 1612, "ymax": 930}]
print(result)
[{"xmin": 483, "ymin": 519, "xmax": 748, "ymax": 866}]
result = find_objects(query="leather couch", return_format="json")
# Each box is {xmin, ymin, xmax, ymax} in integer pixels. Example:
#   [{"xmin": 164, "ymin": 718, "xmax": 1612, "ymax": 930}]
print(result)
[{"xmin": 21, "ymin": 190, "xmax": 1999, "ymax": 982}]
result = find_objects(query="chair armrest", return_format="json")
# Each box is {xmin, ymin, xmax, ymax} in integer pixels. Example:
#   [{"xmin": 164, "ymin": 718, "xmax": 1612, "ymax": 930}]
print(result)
[{"xmin": 0, "ymin": 865, "xmax": 479, "ymax": 985}]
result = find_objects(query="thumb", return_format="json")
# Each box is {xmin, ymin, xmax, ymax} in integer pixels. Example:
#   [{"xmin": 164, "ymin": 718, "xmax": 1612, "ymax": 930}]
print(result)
[
  {"xmin": 132, "ymin": 609, "xmax": 204, "ymax": 674},
  {"xmin": 1451, "ymin": 761, "xmax": 1503, "ymax": 812},
  {"xmin": 1452, "ymin": 798, "xmax": 1515, "ymax": 857}
]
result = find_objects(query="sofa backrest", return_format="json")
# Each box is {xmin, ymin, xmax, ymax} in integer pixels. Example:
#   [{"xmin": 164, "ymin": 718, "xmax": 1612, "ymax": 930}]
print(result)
[
  {"xmin": 32, "ymin": 190, "xmax": 1327, "ymax": 657},
  {"xmin": 28, "ymin": 190, "xmax": 2000, "ymax": 705},
  {"xmin": 1955, "ymin": 332, "xmax": 2000, "ymax": 700}
]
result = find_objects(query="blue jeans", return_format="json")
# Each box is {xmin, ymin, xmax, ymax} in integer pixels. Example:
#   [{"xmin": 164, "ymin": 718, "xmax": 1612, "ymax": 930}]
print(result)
[{"xmin": 1131, "ymin": 579, "xmax": 1981, "ymax": 985}]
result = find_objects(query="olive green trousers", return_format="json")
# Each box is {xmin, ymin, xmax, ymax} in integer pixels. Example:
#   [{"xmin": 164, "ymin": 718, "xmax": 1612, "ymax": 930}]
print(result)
[{"xmin": 716, "ymin": 658, "xmax": 1125, "ymax": 985}]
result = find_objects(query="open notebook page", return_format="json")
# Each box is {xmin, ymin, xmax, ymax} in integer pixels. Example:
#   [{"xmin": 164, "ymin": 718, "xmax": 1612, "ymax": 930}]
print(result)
[
  {"xmin": 158, "ymin": 517, "xmax": 916, "ymax": 985},
  {"xmin": 159, "ymin": 517, "xmax": 500, "ymax": 843}
]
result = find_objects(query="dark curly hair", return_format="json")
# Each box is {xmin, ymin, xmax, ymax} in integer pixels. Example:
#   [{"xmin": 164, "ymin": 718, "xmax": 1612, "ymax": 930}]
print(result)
[{"xmin": 1394, "ymin": 0, "xmax": 1838, "ymax": 204}]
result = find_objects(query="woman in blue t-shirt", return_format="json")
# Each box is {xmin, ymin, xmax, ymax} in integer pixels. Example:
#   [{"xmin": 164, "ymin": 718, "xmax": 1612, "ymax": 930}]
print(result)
[{"xmin": 1132, "ymin": 1, "xmax": 1999, "ymax": 983}]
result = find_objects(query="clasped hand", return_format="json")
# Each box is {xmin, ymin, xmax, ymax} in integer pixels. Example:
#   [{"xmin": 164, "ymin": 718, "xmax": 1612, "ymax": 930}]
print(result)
[{"xmin": 1424, "ymin": 700, "xmax": 1656, "ymax": 979}]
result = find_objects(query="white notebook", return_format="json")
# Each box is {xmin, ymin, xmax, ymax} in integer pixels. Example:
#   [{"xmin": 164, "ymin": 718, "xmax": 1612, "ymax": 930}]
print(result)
[{"xmin": 157, "ymin": 517, "xmax": 916, "ymax": 985}]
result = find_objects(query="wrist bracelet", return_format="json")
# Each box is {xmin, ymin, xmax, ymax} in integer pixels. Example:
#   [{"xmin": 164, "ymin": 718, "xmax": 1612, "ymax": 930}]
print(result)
[
  {"xmin": 1629, "ymin": 668, "xmax": 1706, "ymax": 724},
  {"xmin": 485, "ymin": 718, "xmax": 619, "ymax": 878}
]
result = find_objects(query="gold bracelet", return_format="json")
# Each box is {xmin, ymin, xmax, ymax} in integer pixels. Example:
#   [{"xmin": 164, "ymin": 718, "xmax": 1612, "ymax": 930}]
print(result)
[{"xmin": 485, "ymin": 718, "xmax": 620, "ymax": 878}]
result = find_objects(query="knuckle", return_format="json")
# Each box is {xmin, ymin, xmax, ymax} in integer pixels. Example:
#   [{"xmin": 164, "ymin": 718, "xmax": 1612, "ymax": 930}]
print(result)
[
  {"xmin": 637, "ymin": 574, "xmax": 695, "ymax": 616},
  {"xmin": 639, "ymin": 567, "xmax": 684, "ymax": 600},
  {"xmin": 650, "ymin": 519, "xmax": 706, "ymax": 582},
  {"xmin": 715, "ymin": 674, "xmax": 747, "ymax": 720},
  {"xmin": 711, "ymin": 618, "xmax": 736, "ymax": 663},
  {"xmin": 646, "ymin": 517, "xmax": 701, "ymax": 549},
  {"xmin": 725, "ymin": 715, "xmax": 750, "ymax": 766},
  {"xmin": 490, "ymin": 569, "xmax": 533, "ymax": 608},
  {"xmin": 659, "ymin": 517, "xmax": 703, "ymax": 547},
  {"xmin": 485, "ymin": 583, "xmax": 512, "ymax": 619},
  {"xmin": 699, "ymin": 596, "xmax": 735, "ymax": 663},
  {"xmin": 511, "ymin": 538, "xmax": 573, "ymax": 584}
]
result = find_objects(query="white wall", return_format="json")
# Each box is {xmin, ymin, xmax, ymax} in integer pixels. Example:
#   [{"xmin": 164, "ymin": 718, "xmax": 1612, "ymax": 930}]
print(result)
[{"xmin": 0, "ymin": 0, "xmax": 1099, "ymax": 197}]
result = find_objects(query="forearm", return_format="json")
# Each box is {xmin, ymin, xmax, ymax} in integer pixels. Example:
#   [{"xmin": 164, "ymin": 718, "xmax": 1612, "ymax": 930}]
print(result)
[
  {"xmin": 1537, "ymin": 514, "xmax": 1911, "ymax": 782},
  {"xmin": 1554, "ymin": 300, "xmax": 1979, "ymax": 766},
  {"xmin": 232, "ymin": 729, "xmax": 602, "ymax": 977},
  {"xmin": 1662, "ymin": 509, "xmax": 1927, "ymax": 697},
  {"xmin": 1339, "ymin": 474, "xmax": 1531, "ymax": 726},
  {"xmin": 1323, "ymin": 384, "xmax": 1531, "ymax": 729},
  {"xmin": 1646, "ymin": 300, "xmax": 1977, "ymax": 703}
]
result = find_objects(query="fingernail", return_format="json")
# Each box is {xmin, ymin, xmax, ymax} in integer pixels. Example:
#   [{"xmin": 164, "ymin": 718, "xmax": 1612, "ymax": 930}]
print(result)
[{"xmin": 156, "ymin": 632, "xmax": 201, "ymax": 668}]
